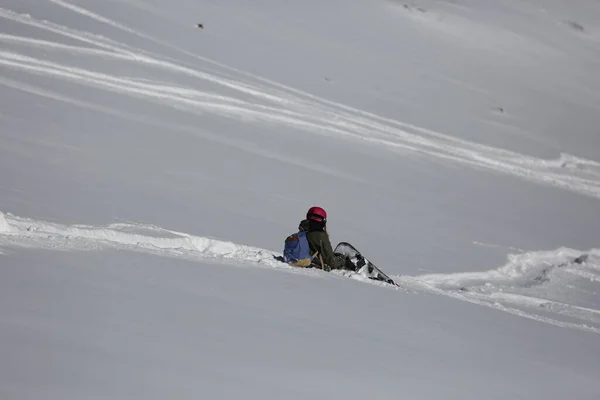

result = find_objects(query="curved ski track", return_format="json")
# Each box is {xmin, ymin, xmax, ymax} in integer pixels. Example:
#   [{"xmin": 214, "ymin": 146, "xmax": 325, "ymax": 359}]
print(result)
[
  {"xmin": 1, "ymin": 211, "xmax": 599, "ymax": 335},
  {"xmin": 1, "ymin": 1, "xmax": 600, "ymax": 199}
]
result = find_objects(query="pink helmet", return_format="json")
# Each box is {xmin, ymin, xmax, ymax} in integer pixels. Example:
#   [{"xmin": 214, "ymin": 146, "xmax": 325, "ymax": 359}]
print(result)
[{"xmin": 307, "ymin": 206, "xmax": 327, "ymax": 223}]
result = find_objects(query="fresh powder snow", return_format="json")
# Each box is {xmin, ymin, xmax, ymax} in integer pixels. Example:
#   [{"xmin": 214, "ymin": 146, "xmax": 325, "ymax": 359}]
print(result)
[{"xmin": 1, "ymin": 0, "xmax": 599, "ymax": 399}]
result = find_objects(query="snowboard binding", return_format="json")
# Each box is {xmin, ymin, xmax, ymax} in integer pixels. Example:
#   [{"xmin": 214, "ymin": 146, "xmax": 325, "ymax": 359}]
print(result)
[{"xmin": 335, "ymin": 242, "xmax": 397, "ymax": 286}]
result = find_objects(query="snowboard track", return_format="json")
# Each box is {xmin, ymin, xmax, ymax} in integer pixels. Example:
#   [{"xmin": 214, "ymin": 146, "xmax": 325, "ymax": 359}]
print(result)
[
  {"xmin": 1, "ymin": 1, "xmax": 600, "ymax": 200},
  {"xmin": 1, "ymin": 211, "xmax": 599, "ymax": 335}
]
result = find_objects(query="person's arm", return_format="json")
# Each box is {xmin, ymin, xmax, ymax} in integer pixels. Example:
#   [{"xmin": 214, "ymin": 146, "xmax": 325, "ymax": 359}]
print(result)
[{"xmin": 319, "ymin": 234, "xmax": 338, "ymax": 268}]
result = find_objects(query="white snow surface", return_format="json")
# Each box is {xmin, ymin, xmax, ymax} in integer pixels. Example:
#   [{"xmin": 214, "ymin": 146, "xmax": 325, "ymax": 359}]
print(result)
[{"xmin": 1, "ymin": 0, "xmax": 600, "ymax": 399}]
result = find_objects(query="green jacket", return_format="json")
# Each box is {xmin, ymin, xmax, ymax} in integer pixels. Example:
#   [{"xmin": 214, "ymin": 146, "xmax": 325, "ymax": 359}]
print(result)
[
  {"xmin": 299, "ymin": 219, "xmax": 339, "ymax": 269},
  {"xmin": 307, "ymin": 230, "xmax": 336, "ymax": 268}
]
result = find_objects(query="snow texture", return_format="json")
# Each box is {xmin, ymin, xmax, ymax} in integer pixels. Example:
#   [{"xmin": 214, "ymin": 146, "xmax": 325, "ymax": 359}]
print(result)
[
  {"xmin": 0, "ymin": 212, "xmax": 10, "ymax": 233},
  {"xmin": 1, "ymin": 0, "xmax": 600, "ymax": 399}
]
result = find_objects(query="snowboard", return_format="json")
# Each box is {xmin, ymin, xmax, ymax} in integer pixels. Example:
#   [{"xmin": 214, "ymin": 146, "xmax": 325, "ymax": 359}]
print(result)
[{"xmin": 334, "ymin": 242, "xmax": 397, "ymax": 286}]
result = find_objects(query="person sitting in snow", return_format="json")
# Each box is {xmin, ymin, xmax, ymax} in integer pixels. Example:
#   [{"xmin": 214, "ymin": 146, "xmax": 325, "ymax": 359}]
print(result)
[{"xmin": 299, "ymin": 206, "xmax": 356, "ymax": 272}]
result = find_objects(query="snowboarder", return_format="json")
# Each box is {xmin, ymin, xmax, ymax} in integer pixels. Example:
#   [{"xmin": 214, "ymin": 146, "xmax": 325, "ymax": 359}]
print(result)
[
  {"xmin": 299, "ymin": 206, "xmax": 356, "ymax": 271},
  {"xmin": 282, "ymin": 207, "xmax": 397, "ymax": 285}
]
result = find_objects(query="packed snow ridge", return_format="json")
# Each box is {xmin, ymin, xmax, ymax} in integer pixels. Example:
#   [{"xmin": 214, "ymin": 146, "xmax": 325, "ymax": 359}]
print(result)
[
  {"xmin": 0, "ymin": 211, "xmax": 277, "ymax": 266},
  {"xmin": 1, "ymin": 211, "xmax": 599, "ymax": 334},
  {"xmin": 414, "ymin": 249, "xmax": 600, "ymax": 334},
  {"xmin": 0, "ymin": 212, "xmax": 10, "ymax": 233}
]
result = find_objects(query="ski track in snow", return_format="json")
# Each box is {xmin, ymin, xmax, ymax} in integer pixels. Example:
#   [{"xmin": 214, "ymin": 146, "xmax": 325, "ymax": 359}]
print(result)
[
  {"xmin": 1, "ymin": 211, "xmax": 599, "ymax": 335},
  {"xmin": 2, "ymin": 2, "xmax": 600, "ymax": 199},
  {"xmin": 410, "ymin": 249, "xmax": 600, "ymax": 334}
]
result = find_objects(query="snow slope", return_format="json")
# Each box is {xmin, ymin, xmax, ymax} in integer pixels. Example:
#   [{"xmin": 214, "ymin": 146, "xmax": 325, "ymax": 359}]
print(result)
[
  {"xmin": 1, "ymin": 0, "xmax": 600, "ymax": 399},
  {"xmin": 2, "ymin": 210, "xmax": 600, "ymax": 335}
]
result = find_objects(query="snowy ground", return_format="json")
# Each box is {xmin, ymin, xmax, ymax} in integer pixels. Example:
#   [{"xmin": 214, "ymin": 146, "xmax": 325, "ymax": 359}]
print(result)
[{"xmin": 1, "ymin": 0, "xmax": 599, "ymax": 399}]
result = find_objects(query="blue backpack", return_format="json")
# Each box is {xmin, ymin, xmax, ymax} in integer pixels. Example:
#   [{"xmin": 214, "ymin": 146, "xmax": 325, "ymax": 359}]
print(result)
[{"xmin": 283, "ymin": 231, "xmax": 312, "ymax": 266}]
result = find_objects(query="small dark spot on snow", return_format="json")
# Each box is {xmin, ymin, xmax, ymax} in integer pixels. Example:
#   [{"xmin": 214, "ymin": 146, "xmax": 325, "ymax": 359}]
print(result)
[
  {"xmin": 573, "ymin": 254, "xmax": 588, "ymax": 264},
  {"xmin": 564, "ymin": 20, "xmax": 585, "ymax": 33},
  {"xmin": 403, "ymin": 4, "xmax": 426, "ymax": 13}
]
